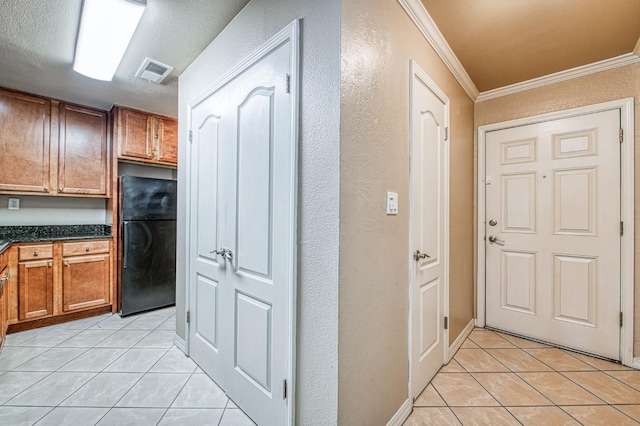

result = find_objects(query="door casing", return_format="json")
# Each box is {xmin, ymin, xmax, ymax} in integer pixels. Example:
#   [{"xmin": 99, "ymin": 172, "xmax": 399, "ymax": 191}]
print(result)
[
  {"xmin": 183, "ymin": 20, "xmax": 299, "ymax": 425},
  {"xmin": 476, "ymin": 98, "xmax": 635, "ymax": 366}
]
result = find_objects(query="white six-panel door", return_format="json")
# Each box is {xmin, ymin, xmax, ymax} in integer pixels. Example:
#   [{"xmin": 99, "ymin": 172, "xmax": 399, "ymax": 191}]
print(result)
[
  {"xmin": 485, "ymin": 109, "xmax": 621, "ymax": 360},
  {"xmin": 410, "ymin": 62, "xmax": 449, "ymax": 398},
  {"xmin": 188, "ymin": 24, "xmax": 297, "ymax": 426}
]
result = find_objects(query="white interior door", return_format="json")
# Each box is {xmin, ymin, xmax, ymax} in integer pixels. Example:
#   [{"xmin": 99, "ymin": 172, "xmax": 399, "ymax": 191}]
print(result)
[
  {"xmin": 410, "ymin": 63, "xmax": 448, "ymax": 399},
  {"xmin": 485, "ymin": 109, "xmax": 621, "ymax": 360},
  {"xmin": 188, "ymin": 33, "xmax": 296, "ymax": 426}
]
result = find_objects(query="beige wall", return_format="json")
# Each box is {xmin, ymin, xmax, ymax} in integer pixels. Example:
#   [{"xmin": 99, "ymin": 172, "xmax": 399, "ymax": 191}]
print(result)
[
  {"xmin": 339, "ymin": 0, "xmax": 475, "ymax": 423},
  {"xmin": 475, "ymin": 63, "xmax": 640, "ymax": 355}
]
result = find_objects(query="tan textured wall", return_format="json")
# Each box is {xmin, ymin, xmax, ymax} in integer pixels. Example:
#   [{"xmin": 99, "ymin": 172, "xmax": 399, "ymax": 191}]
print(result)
[
  {"xmin": 475, "ymin": 63, "xmax": 640, "ymax": 355},
  {"xmin": 338, "ymin": 0, "xmax": 475, "ymax": 423}
]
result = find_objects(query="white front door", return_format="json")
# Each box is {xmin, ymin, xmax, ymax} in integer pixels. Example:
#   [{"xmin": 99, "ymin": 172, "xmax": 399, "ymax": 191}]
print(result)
[
  {"xmin": 188, "ymin": 30, "xmax": 297, "ymax": 426},
  {"xmin": 410, "ymin": 62, "xmax": 449, "ymax": 398},
  {"xmin": 485, "ymin": 109, "xmax": 621, "ymax": 360}
]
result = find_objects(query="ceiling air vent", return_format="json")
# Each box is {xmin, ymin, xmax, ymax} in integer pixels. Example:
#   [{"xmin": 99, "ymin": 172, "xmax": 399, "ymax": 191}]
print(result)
[{"xmin": 135, "ymin": 58, "xmax": 173, "ymax": 84}]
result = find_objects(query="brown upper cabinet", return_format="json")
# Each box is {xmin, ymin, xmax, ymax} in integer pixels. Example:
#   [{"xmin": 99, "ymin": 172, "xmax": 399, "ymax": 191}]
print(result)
[
  {"xmin": 0, "ymin": 88, "xmax": 110, "ymax": 197},
  {"xmin": 58, "ymin": 104, "xmax": 109, "ymax": 196},
  {"xmin": 113, "ymin": 106, "xmax": 178, "ymax": 167},
  {"xmin": 0, "ymin": 90, "xmax": 51, "ymax": 194}
]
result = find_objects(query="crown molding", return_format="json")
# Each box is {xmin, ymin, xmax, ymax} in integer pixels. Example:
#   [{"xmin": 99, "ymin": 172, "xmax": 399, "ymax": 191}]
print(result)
[
  {"xmin": 397, "ymin": 0, "xmax": 479, "ymax": 101},
  {"xmin": 477, "ymin": 53, "xmax": 640, "ymax": 102}
]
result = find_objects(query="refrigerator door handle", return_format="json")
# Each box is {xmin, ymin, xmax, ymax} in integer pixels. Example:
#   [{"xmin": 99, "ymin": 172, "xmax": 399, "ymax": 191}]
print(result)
[{"xmin": 122, "ymin": 222, "xmax": 128, "ymax": 269}]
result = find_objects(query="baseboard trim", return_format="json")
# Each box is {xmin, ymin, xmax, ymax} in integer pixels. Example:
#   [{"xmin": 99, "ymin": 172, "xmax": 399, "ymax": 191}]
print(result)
[
  {"xmin": 448, "ymin": 318, "xmax": 475, "ymax": 361},
  {"xmin": 387, "ymin": 398, "xmax": 412, "ymax": 426},
  {"xmin": 173, "ymin": 335, "xmax": 186, "ymax": 353}
]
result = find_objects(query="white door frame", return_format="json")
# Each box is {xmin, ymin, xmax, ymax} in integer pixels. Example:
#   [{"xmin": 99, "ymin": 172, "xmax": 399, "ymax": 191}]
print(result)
[
  {"xmin": 184, "ymin": 20, "xmax": 300, "ymax": 424},
  {"xmin": 476, "ymin": 98, "xmax": 634, "ymax": 366},
  {"xmin": 408, "ymin": 59, "xmax": 450, "ymax": 399}
]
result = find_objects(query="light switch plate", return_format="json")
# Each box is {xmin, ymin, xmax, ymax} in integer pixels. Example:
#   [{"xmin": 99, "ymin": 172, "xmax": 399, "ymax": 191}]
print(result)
[
  {"xmin": 386, "ymin": 192, "xmax": 398, "ymax": 215},
  {"xmin": 8, "ymin": 198, "xmax": 19, "ymax": 210}
]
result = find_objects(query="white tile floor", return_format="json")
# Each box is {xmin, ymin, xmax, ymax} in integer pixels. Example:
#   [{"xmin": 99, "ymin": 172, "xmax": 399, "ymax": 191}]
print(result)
[{"xmin": 0, "ymin": 307, "xmax": 256, "ymax": 426}]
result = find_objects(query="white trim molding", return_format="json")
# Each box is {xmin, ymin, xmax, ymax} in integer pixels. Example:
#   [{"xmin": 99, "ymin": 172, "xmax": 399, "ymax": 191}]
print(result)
[
  {"xmin": 386, "ymin": 399, "xmax": 413, "ymax": 426},
  {"xmin": 476, "ymin": 98, "xmax": 635, "ymax": 367},
  {"xmin": 398, "ymin": 0, "xmax": 479, "ymax": 101},
  {"xmin": 173, "ymin": 335, "xmax": 186, "ymax": 353},
  {"xmin": 447, "ymin": 318, "xmax": 475, "ymax": 362},
  {"xmin": 477, "ymin": 53, "xmax": 640, "ymax": 102}
]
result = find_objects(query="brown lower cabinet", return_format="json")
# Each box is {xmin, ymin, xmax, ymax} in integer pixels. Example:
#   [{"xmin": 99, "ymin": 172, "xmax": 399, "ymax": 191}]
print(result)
[
  {"xmin": 62, "ymin": 251, "xmax": 110, "ymax": 312},
  {"xmin": 18, "ymin": 258, "xmax": 54, "ymax": 320},
  {"xmin": 0, "ymin": 250, "xmax": 9, "ymax": 347},
  {"xmin": 8, "ymin": 239, "xmax": 112, "ymax": 329}
]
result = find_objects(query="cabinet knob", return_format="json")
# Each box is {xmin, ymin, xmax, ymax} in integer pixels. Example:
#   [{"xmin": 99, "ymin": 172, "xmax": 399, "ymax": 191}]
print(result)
[
  {"xmin": 85, "ymin": 245, "xmax": 90, "ymax": 251},
  {"xmin": 64, "ymin": 261, "xmax": 68, "ymax": 266},
  {"xmin": 47, "ymin": 262, "xmax": 52, "ymax": 268},
  {"xmin": 59, "ymin": 187, "xmax": 64, "ymax": 192},
  {"xmin": 33, "ymin": 250, "xmax": 40, "ymax": 256},
  {"xmin": 43, "ymin": 186, "xmax": 48, "ymax": 192}
]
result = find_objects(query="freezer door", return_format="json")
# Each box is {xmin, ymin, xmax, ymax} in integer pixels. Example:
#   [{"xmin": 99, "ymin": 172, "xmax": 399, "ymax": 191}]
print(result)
[
  {"xmin": 121, "ymin": 220, "xmax": 176, "ymax": 316},
  {"xmin": 121, "ymin": 176, "xmax": 177, "ymax": 221}
]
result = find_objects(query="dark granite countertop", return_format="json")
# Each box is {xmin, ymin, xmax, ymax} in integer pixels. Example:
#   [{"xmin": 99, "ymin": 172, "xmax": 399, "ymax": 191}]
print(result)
[{"xmin": 0, "ymin": 225, "xmax": 112, "ymax": 254}]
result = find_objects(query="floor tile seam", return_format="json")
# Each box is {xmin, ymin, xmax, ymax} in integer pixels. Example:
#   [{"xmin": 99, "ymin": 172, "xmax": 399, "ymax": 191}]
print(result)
[
  {"xmin": 465, "ymin": 346, "xmax": 514, "ymax": 373},
  {"xmin": 514, "ymin": 348, "xmax": 577, "ymax": 373},
  {"xmin": 609, "ymin": 404, "xmax": 640, "ymax": 424},
  {"xmin": 423, "ymin": 382, "xmax": 448, "ymax": 409},
  {"xmin": 558, "ymin": 370, "xmax": 635, "ymax": 404},
  {"xmin": 557, "ymin": 404, "xmax": 618, "ymax": 426},
  {"xmin": 53, "ymin": 332, "xmax": 119, "ymax": 349},
  {"xmin": 10, "ymin": 345, "xmax": 90, "ymax": 372},
  {"xmin": 95, "ymin": 329, "xmax": 153, "ymax": 348},
  {"xmin": 482, "ymin": 347, "xmax": 556, "ymax": 373},
  {"xmin": 601, "ymin": 369, "xmax": 640, "ymax": 392},
  {"xmin": 131, "ymin": 346, "xmax": 173, "ymax": 374},
  {"xmin": 155, "ymin": 407, "xmax": 172, "ymax": 426},
  {"xmin": 0, "ymin": 370, "xmax": 57, "ymax": 406},
  {"xmin": 469, "ymin": 371, "xmax": 555, "ymax": 407},
  {"xmin": 102, "ymin": 368, "xmax": 150, "ymax": 409},
  {"xmin": 439, "ymin": 371, "xmax": 502, "ymax": 408},
  {"xmin": 449, "ymin": 405, "xmax": 525, "ymax": 426},
  {"xmin": 18, "ymin": 405, "xmax": 55, "ymax": 426},
  {"xmin": 167, "ymin": 370, "xmax": 197, "ymax": 410},
  {"xmin": 512, "ymin": 370, "xmax": 608, "ymax": 405}
]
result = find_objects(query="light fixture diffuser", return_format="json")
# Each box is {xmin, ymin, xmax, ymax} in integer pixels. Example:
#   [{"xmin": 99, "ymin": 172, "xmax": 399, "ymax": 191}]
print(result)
[{"xmin": 73, "ymin": 0, "xmax": 146, "ymax": 81}]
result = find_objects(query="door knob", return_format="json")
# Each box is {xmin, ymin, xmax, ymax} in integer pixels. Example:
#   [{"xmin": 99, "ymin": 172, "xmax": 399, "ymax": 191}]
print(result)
[
  {"xmin": 488, "ymin": 235, "xmax": 505, "ymax": 245},
  {"xmin": 210, "ymin": 247, "xmax": 233, "ymax": 261},
  {"xmin": 414, "ymin": 250, "xmax": 431, "ymax": 261},
  {"xmin": 489, "ymin": 219, "xmax": 497, "ymax": 226}
]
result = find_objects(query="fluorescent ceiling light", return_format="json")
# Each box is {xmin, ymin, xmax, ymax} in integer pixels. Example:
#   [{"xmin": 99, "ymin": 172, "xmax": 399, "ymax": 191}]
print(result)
[{"xmin": 73, "ymin": 0, "xmax": 146, "ymax": 81}]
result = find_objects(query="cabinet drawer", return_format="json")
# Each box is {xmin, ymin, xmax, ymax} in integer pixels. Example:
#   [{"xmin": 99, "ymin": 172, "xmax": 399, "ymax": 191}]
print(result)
[
  {"xmin": 18, "ymin": 244, "xmax": 53, "ymax": 261},
  {"xmin": 63, "ymin": 240, "xmax": 110, "ymax": 256}
]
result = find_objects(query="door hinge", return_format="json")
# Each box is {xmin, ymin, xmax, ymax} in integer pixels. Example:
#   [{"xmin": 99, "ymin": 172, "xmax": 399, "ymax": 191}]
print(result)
[
  {"xmin": 285, "ymin": 73, "xmax": 291, "ymax": 94},
  {"xmin": 620, "ymin": 312, "xmax": 623, "ymax": 327},
  {"xmin": 620, "ymin": 128, "xmax": 624, "ymax": 143},
  {"xmin": 282, "ymin": 379, "xmax": 287, "ymax": 400},
  {"xmin": 189, "ymin": 130, "xmax": 193, "ymax": 143},
  {"xmin": 620, "ymin": 221, "xmax": 624, "ymax": 236},
  {"xmin": 444, "ymin": 127, "xmax": 449, "ymax": 141},
  {"xmin": 444, "ymin": 316, "xmax": 449, "ymax": 330},
  {"xmin": 186, "ymin": 311, "xmax": 191, "ymax": 324}
]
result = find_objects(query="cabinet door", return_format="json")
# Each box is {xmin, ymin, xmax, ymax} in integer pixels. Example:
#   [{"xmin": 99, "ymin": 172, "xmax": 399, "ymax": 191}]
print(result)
[
  {"xmin": 0, "ymin": 90, "xmax": 51, "ymax": 194},
  {"xmin": 18, "ymin": 260, "xmax": 53, "ymax": 320},
  {"xmin": 118, "ymin": 108, "xmax": 153, "ymax": 160},
  {"xmin": 62, "ymin": 254, "xmax": 110, "ymax": 312},
  {"xmin": 58, "ymin": 104, "xmax": 109, "ymax": 196},
  {"xmin": 0, "ymin": 266, "xmax": 7, "ymax": 346},
  {"xmin": 156, "ymin": 117, "xmax": 178, "ymax": 165}
]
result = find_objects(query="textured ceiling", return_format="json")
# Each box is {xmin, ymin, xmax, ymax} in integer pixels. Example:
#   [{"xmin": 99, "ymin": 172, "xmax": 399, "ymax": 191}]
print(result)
[
  {"xmin": 0, "ymin": 0, "xmax": 249, "ymax": 117},
  {"xmin": 421, "ymin": 0, "xmax": 640, "ymax": 92}
]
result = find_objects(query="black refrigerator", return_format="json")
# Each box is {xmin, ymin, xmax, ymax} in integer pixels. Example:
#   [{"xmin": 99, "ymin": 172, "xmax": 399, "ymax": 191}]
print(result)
[{"xmin": 119, "ymin": 176, "xmax": 177, "ymax": 317}]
